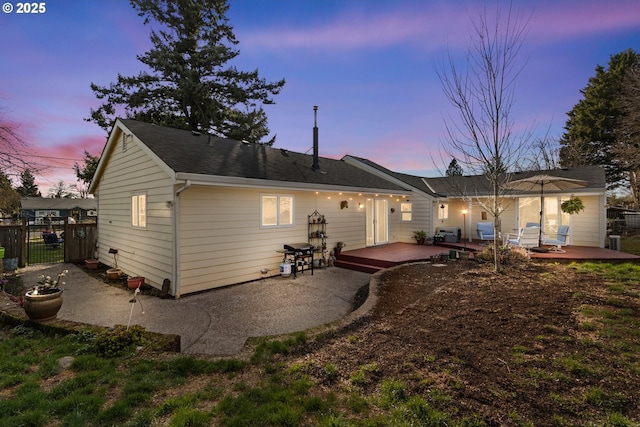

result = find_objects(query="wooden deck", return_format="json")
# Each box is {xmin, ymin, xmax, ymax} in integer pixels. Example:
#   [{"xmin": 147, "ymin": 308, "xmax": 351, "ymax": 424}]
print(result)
[{"xmin": 334, "ymin": 241, "xmax": 640, "ymax": 274}]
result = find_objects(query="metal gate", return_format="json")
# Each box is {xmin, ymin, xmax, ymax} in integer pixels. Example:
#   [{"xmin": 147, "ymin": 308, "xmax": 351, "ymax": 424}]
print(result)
[
  {"xmin": 25, "ymin": 216, "xmax": 97, "ymax": 265},
  {"xmin": 27, "ymin": 216, "xmax": 66, "ymax": 265}
]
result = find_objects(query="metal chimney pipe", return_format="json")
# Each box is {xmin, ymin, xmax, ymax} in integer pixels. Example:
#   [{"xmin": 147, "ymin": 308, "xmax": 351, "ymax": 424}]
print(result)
[{"xmin": 312, "ymin": 106, "xmax": 320, "ymax": 170}]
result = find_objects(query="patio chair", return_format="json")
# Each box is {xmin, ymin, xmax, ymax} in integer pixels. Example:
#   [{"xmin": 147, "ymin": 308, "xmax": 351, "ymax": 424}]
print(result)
[
  {"xmin": 542, "ymin": 225, "xmax": 570, "ymax": 252},
  {"xmin": 476, "ymin": 222, "xmax": 495, "ymax": 241},
  {"xmin": 506, "ymin": 226, "xmax": 540, "ymax": 250},
  {"xmin": 42, "ymin": 232, "xmax": 63, "ymax": 249}
]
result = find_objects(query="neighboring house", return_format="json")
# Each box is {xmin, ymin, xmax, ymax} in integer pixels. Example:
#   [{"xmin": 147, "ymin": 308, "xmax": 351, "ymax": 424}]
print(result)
[
  {"xmin": 89, "ymin": 119, "xmax": 607, "ymax": 296},
  {"xmin": 20, "ymin": 197, "xmax": 97, "ymax": 223},
  {"xmin": 88, "ymin": 119, "xmax": 429, "ymax": 297}
]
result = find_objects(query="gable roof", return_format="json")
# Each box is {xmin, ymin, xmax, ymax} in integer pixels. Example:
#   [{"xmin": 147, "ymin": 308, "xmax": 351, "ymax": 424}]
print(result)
[
  {"xmin": 92, "ymin": 119, "xmax": 409, "ymax": 194},
  {"xmin": 343, "ymin": 155, "xmax": 437, "ymax": 196}
]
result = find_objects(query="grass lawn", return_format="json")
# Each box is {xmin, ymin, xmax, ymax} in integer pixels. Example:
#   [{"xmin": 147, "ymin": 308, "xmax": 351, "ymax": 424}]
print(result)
[
  {"xmin": 1, "ymin": 259, "xmax": 639, "ymax": 426},
  {"xmin": 26, "ymin": 239, "xmax": 64, "ymax": 265}
]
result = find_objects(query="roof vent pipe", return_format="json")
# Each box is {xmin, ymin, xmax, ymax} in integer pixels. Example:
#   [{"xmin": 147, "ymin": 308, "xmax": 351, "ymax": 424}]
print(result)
[{"xmin": 312, "ymin": 105, "xmax": 320, "ymax": 171}]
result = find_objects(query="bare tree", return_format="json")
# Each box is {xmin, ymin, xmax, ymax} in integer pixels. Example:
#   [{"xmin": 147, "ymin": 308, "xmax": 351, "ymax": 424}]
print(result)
[
  {"xmin": 0, "ymin": 101, "xmax": 45, "ymax": 177},
  {"xmin": 437, "ymin": 2, "xmax": 531, "ymax": 270}
]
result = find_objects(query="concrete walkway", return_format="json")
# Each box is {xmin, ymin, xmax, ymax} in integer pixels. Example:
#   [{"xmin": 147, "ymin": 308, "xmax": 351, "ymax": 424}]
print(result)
[{"xmin": 13, "ymin": 263, "xmax": 371, "ymax": 356}]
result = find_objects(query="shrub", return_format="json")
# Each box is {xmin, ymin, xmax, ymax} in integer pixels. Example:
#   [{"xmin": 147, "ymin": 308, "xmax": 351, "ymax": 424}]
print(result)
[{"xmin": 93, "ymin": 325, "xmax": 147, "ymax": 357}]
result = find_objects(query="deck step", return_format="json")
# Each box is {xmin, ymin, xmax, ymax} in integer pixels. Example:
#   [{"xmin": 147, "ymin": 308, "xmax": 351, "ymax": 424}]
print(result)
[
  {"xmin": 336, "ymin": 253, "xmax": 397, "ymax": 269},
  {"xmin": 334, "ymin": 259, "xmax": 383, "ymax": 274}
]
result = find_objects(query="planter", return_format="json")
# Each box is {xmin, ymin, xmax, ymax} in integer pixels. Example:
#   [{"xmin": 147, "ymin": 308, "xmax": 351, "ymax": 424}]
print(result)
[
  {"xmin": 23, "ymin": 289, "xmax": 63, "ymax": 322},
  {"xmin": 85, "ymin": 259, "xmax": 99, "ymax": 270},
  {"xmin": 416, "ymin": 238, "xmax": 425, "ymax": 245},
  {"xmin": 430, "ymin": 254, "xmax": 440, "ymax": 263},
  {"xmin": 127, "ymin": 276, "xmax": 145, "ymax": 290},
  {"xmin": 3, "ymin": 257, "xmax": 18, "ymax": 271},
  {"xmin": 106, "ymin": 268, "xmax": 123, "ymax": 281},
  {"xmin": 439, "ymin": 253, "xmax": 449, "ymax": 263},
  {"xmin": 458, "ymin": 250, "xmax": 470, "ymax": 261}
]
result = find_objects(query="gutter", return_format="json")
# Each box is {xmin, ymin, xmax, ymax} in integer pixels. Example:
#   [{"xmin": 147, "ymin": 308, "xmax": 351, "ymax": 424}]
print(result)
[{"xmin": 172, "ymin": 180, "xmax": 191, "ymax": 297}]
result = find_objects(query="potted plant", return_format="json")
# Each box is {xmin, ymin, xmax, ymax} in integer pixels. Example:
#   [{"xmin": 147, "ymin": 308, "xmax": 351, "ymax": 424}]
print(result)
[
  {"xmin": 334, "ymin": 241, "xmax": 346, "ymax": 254},
  {"xmin": 127, "ymin": 276, "xmax": 145, "ymax": 290},
  {"xmin": 413, "ymin": 230, "xmax": 427, "ymax": 245},
  {"xmin": 23, "ymin": 269, "xmax": 67, "ymax": 322},
  {"xmin": 85, "ymin": 258, "xmax": 99, "ymax": 270},
  {"xmin": 561, "ymin": 197, "xmax": 585, "ymax": 215}
]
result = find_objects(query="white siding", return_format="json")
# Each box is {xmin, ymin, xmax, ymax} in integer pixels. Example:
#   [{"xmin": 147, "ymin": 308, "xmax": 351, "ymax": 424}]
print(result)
[
  {"xmin": 94, "ymin": 130, "xmax": 175, "ymax": 291},
  {"xmin": 435, "ymin": 195, "xmax": 604, "ymax": 247},
  {"xmin": 176, "ymin": 187, "xmax": 421, "ymax": 295}
]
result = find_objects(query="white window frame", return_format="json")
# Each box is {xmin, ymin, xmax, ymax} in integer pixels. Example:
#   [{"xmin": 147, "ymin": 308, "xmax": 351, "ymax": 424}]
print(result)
[
  {"xmin": 260, "ymin": 194, "xmax": 294, "ymax": 228},
  {"xmin": 131, "ymin": 193, "xmax": 147, "ymax": 229},
  {"xmin": 400, "ymin": 202, "xmax": 413, "ymax": 222}
]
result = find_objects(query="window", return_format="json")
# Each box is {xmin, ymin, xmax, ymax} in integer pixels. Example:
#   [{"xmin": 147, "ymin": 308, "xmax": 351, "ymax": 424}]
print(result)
[
  {"xmin": 400, "ymin": 202, "xmax": 412, "ymax": 221},
  {"xmin": 438, "ymin": 203, "xmax": 448, "ymax": 220},
  {"xmin": 131, "ymin": 194, "xmax": 146, "ymax": 228},
  {"xmin": 261, "ymin": 195, "xmax": 294, "ymax": 227}
]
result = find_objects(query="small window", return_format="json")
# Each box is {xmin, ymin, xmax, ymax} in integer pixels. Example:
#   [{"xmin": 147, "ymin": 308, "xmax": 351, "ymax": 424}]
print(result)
[
  {"xmin": 261, "ymin": 195, "xmax": 294, "ymax": 227},
  {"xmin": 132, "ymin": 193, "xmax": 147, "ymax": 228},
  {"xmin": 438, "ymin": 203, "xmax": 448, "ymax": 220},
  {"xmin": 400, "ymin": 202, "xmax": 412, "ymax": 221}
]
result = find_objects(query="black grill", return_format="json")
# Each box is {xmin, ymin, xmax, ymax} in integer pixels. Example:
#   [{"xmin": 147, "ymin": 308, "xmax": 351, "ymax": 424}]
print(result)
[{"xmin": 282, "ymin": 243, "xmax": 315, "ymax": 278}]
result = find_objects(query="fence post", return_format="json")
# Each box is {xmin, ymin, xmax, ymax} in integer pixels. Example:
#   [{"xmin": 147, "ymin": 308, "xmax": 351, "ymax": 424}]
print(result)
[{"xmin": 20, "ymin": 217, "xmax": 27, "ymax": 268}]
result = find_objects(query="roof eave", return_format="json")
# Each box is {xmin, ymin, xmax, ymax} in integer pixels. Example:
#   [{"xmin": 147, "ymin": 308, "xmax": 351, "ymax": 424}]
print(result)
[{"xmin": 174, "ymin": 172, "xmax": 411, "ymax": 195}]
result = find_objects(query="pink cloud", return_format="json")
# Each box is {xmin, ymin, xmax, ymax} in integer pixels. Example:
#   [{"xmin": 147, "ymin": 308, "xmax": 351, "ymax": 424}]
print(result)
[{"xmin": 240, "ymin": 0, "xmax": 640, "ymax": 54}]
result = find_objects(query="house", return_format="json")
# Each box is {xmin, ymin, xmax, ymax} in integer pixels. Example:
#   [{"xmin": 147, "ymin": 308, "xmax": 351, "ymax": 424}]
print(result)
[
  {"xmin": 89, "ymin": 119, "xmax": 607, "ymax": 296},
  {"xmin": 345, "ymin": 157, "xmax": 606, "ymax": 248},
  {"xmin": 20, "ymin": 197, "xmax": 97, "ymax": 223},
  {"xmin": 88, "ymin": 119, "xmax": 431, "ymax": 297}
]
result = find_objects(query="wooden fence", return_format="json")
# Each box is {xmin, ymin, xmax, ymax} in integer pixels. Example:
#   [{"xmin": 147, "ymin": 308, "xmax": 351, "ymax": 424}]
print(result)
[{"xmin": 0, "ymin": 218, "xmax": 97, "ymax": 268}]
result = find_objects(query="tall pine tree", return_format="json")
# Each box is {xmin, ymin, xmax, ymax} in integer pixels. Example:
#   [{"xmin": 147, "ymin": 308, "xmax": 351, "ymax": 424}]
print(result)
[
  {"xmin": 559, "ymin": 49, "xmax": 640, "ymax": 190},
  {"xmin": 88, "ymin": 0, "xmax": 285, "ymax": 145},
  {"xmin": 16, "ymin": 169, "xmax": 41, "ymax": 197}
]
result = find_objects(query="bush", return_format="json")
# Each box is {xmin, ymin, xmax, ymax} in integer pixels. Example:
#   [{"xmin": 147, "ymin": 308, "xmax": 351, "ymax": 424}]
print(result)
[
  {"xmin": 93, "ymin": 325, "xmax": 147, "ymax": 357},
  {"xmin": 475, "ymin": 245, "xmax": 530, "ymax": 266}
]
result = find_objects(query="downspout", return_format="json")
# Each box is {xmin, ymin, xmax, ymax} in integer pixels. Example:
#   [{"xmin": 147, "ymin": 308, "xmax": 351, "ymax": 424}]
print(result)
[{"xmin": 173, "ymin": 180, "xmax": 192, "ymax": 297}]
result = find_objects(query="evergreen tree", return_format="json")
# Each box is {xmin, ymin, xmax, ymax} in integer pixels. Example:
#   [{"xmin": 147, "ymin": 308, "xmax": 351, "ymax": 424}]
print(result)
[
  {"xmin": 16, "ymin": 169, "xmax": 41, "ymax": 197},
  {"xmin": 88, "ymin": 0, "xmax": 285, "ymax": 145},
  {"xmin": 612, "ymin": 64, "xmax": 640, "ymax": 206},
  {"xmin": 74, "ymin": 150, "xmax": 99, "ymax": 187},
  {"xmin": 445, "ymin": 158, "xmax": 464, "ymax": 177},
  {"xmin": 0, "ymin": 170, "xmax": 20, "ymax": 215},
  {"xmin": 559, "ymin": 49, "xmax": 640, "ymax": 189}
]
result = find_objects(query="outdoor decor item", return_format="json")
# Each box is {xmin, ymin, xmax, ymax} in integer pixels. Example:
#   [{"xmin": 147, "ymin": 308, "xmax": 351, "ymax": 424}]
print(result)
[
  {"xmin": 504, "ymin": 174, "xmax": 587, "ymax": 249},
  {"xmin": 127, "ymin": 276, "xmax": 145, "ymax": 290},
  {"xmin": 23, "ymin": 269, "xmax": 67, "ymax": 322}
]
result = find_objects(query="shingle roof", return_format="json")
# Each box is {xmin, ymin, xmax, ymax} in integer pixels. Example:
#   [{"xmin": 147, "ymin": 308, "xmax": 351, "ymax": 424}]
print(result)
[
  {"xmin": 424, "ymin": 165, "xmax": 606, "ymax": 197},
  {"xmin": 121, "ymin": 119, "xmax": 407, "ymax": 192},
  {"xmin": 20, "ymin": 197, "xmax": 96, "ymax": 210},
  {"xmin": 344, "ymin": 156, "xmax": 437, "ymax": 195}
]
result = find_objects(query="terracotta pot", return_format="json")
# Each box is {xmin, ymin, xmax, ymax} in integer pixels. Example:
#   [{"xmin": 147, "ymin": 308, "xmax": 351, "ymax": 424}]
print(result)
[
  {"xmin": 24, "ymin": 289, "xmax": 63, "ymax": 322},
  {"xmin": 85, "ymin": 259, "xmax": 99, "ymax": 270},
  {"xmin": 127, "ymin": 276, "xmax": 145, "ymax": 290},
  {"xmin": 107, "ymin": 268, "xmax": 123, "ymax": 281}
]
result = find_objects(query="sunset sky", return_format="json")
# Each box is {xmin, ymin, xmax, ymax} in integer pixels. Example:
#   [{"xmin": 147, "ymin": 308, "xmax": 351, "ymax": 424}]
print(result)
[{"xmin": 1, "ymin": 0, "xmax": 639, "ymax": 195}]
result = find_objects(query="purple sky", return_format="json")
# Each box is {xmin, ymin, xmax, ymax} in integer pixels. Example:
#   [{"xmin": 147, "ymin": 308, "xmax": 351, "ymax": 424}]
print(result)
[{"xmin": 1, "ymin": 0, "xmax": 639, "ymax": 194}]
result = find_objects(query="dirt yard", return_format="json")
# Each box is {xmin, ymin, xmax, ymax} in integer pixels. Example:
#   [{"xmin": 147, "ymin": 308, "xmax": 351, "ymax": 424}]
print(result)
[{"xmin": 288, "ymin": 260, "xmax": 640, "ymax": 425}]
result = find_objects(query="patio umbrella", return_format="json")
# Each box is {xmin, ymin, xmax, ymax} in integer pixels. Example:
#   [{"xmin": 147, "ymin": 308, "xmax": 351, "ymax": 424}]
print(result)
[{"xmin": 504, "ymin": 174, "xmax": 587, "ymax": 249}]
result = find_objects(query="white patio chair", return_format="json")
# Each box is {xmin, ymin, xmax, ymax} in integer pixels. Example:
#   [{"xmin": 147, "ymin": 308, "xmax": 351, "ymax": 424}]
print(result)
[{"xmin": 506, "ymin": 226, "xmax": 540, "ymax": 250}]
